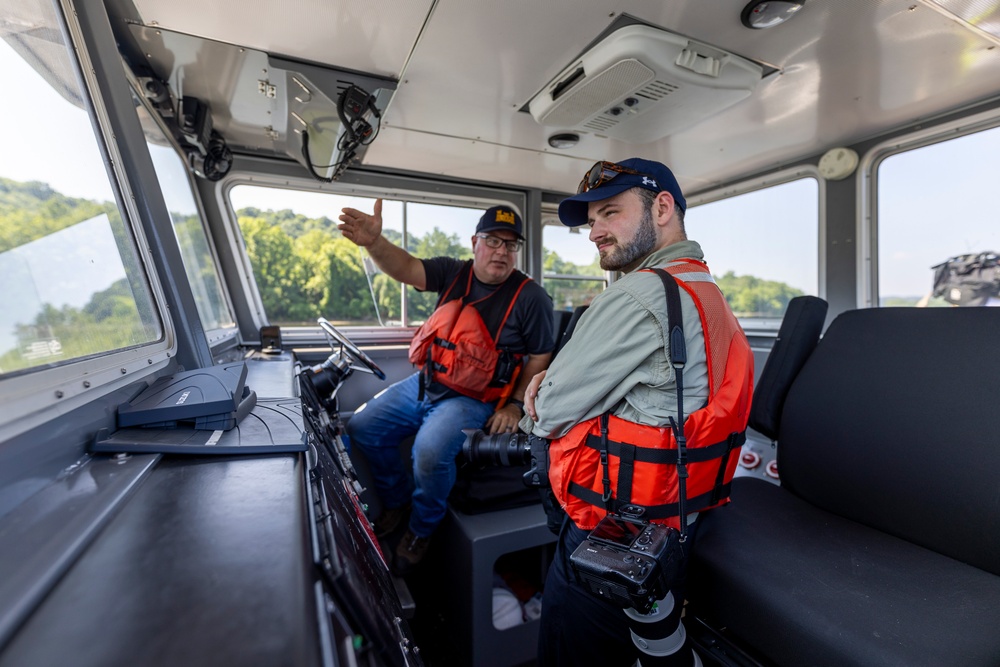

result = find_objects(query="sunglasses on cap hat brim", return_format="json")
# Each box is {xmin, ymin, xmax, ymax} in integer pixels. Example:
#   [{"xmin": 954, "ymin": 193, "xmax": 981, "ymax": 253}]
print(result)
[{"xmin": 577, "ymin": 161, "xmax": 656, "ymax": 194}]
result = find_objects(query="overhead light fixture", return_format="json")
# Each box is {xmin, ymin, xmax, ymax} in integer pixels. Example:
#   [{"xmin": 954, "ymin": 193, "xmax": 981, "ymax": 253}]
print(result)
[
  {"xmin": 741, "ymin": 1, "xmax": 805, "ymax": 29},
  {"xmin": 548, "ymin": 132, "xmax": 580, "ymax": 149}
]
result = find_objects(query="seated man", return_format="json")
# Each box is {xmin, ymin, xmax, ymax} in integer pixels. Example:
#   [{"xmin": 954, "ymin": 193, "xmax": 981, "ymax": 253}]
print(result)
[{"xmin": 338, "ymin": 201, "xmax": 554, "ymax": 574}]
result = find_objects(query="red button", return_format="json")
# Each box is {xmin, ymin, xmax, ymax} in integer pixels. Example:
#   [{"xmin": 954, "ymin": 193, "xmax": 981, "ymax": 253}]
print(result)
[
  {"xmin": 765, "ymin": 460, "xmax": 779, "ymax": 479},
  {"xmin": 739, "ymin": 451, "xmax": 761, "ymax": 469}
]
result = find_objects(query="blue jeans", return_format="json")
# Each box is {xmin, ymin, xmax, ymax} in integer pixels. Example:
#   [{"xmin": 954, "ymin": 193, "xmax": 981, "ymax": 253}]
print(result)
[{"xmin": 346, "ymin": 372, "xmax": 495, "ymax": 538}]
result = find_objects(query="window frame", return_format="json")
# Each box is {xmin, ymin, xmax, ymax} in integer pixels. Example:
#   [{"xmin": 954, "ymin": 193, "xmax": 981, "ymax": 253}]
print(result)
[
  {"xmin": 685, "ymin": 165, "xmax": 826, "ymax": 335},
  {"xmin": 0, "ymin": 0, "xmax": 175, "ymax": 436},
  {"xmin": 540, "ymin": 202, "xmax": 610, "ymax": 304},
  {"xmin": 859, "ymin": 107, "xmax": 1000, "ymax": 309},
  {"xmin": 128, "ymin": 81, "xmax": 240, "ymax": 350}
]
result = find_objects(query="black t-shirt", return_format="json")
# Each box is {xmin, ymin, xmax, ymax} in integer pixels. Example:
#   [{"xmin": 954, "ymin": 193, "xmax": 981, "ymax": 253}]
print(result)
[{"xmin": 420, "ymin": 257, "xmax": 555, "ymax": 401}]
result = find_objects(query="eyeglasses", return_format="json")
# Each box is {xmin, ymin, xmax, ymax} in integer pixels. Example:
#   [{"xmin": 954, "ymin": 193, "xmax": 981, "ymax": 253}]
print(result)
[
  {"xmin": 476, "ymin": 233, "xmax": 523, "ymax": 252},
  {"xmin": 577, "ymin": 161, "xmax": 649, "ymax": 194}
]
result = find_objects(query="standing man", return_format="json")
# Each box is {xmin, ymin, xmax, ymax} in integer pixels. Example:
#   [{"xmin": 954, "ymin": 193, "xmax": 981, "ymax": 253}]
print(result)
[
  {"xmin": 520, "ymin": 159, "xmax": 754, "ymax": 666},
  {"xmin": 338, "ymin": 201, "xmax": 554, "ymax": 575}
]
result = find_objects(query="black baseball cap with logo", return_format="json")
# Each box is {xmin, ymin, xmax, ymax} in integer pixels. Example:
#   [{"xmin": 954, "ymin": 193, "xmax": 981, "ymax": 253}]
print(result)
[{"xmin": 476, "ymin": 205, "xmax": 524, "ymax": 239}]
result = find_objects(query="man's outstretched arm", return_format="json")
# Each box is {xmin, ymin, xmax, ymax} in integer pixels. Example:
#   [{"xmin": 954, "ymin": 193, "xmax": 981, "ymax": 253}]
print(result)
[{"xmin": 339, "ymin": 198, "xmax": 427, "ymax": 289}]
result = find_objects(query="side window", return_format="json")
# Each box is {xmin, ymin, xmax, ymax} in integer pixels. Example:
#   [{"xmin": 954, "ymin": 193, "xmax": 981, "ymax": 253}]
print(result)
[
  {"xmin": 228, "ymin": 186, "xmax": 484, "ymax": 327},
  {"xmin": 0, "ymin": 2, "xmax": 162, "ymax": 377},
  {"xmin": 135, "ymin": 104, "xmax": 235, "ymax": 334},
  {"xmin": 877, "ymin": 125, "xmax": 1000, "ymax": 307},
  {"xmin": 404, "ymin": 203, "xmax": 474, "ymax": 324},
  {"xmin": 542, "ymin": 217, "xmax": 606, "ymax": 311},
  {"xmin": 689, "ymin": 178, "xmax": 819, "ymax": 328}
]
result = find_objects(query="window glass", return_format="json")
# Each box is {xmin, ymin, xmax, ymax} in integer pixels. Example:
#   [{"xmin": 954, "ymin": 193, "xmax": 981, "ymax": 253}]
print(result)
[
  {"xmin": 878, "ymin": 126, "xmax": 1000, "ymax": 307},
  {"xmin": 229, "ymin": 186, "xmax": 483, "ymax": 327},
  {"xmin": 136, "ymin": 105, "xmax": 234, "ymax": 332},
  {"xmin": 0, "ymin": 2, "xmax": 162, "ymax": 376},
  {"xmin": 405, "ymin": 203, "xmax": 475, "ymax": 324},
  {"xmin": 689, "ymin": 178, "xmax": 819, "ymax": 328},
  {"xmin": 542, "ymin": 222, "xmax": 605, "ymax": 311}
]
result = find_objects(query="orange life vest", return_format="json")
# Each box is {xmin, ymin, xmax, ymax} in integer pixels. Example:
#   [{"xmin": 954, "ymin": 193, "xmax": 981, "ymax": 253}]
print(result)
[
  {"xmin": 548, "ymin": 259, "xmax": 754, "ymax": 531},
  {"xmin": 408, "ymin": 260, "xmax": 530, "ymax": 403}
]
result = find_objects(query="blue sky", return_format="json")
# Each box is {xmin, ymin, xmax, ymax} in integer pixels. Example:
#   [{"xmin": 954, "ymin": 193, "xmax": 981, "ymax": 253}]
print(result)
[{"xmin": 878, "ymin": 129, "xmax": 1000, "ymax": 297}]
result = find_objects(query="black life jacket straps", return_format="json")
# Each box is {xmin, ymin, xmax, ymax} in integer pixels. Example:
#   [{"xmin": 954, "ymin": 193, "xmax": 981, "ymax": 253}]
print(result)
[
  {"xmin": 568, "ymin": 482, "xmax": 733, "ymax": 520},
  {"xmin": 581, "ymin": 431, "xmax": 746, "ymax": 463},
  {"xmin": 710, "ymin": 431, "xmax": 745, "ymax": 505}
]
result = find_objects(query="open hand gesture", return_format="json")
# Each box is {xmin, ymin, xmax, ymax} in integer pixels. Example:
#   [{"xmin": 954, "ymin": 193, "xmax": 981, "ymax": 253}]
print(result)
[{"xmin": 339, "ymin": 198, "xmax": 383, "ymax": 248}]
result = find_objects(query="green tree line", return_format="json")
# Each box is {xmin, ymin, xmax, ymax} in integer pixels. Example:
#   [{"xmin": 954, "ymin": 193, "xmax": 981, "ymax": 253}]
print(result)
[
  {"xmin": 715, "ymin": 271, "xmax": 804, "ymax": 318},
  {"xmin": 0, "ymin": 177, "xmax": 157, "ymax": 373},
  {"xmin": 235, "ymin": 207, "xmax": 806, "ymax": 323}
]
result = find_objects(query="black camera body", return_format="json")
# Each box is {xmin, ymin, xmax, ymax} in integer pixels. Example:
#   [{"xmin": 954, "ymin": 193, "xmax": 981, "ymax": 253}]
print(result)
[
  {"xmin": 460, "ymin": 428, "xmax": 550, "ymax": 488},
  {"xmin": 569, "ymin": 512, "xmax": 682, "ymax": 614}
]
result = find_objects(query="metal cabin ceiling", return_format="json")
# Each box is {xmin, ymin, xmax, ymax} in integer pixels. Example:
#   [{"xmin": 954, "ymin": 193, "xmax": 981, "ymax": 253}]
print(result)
[{"xmin": 119, "ymin": 0, "xmax": 1000, "ymax": 196}]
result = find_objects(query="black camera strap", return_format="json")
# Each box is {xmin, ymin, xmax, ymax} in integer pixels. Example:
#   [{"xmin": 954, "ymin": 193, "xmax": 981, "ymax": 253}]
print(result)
[{"xmin": 653, "ymin": 268, "xmax": 690, "ymax": 542}]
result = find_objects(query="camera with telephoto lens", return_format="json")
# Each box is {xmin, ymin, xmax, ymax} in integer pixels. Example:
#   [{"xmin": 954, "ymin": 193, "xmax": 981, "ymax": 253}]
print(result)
[
  {"xmin": 569, "ymin": 509, "xmax": 684, "ymax": 614},
  {"xmin": 460, "ymin": 428, "xmax": 550, "ymax": 488}
]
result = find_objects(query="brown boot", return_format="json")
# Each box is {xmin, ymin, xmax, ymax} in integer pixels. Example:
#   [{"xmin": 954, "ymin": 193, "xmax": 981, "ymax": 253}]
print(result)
[
  {"xmin": 373, "ymin": 503, "xmax": 410, "ymax": 538},
  {"xmin": 393, "ymin": 529, "xmax": 430, "ymax": 576}
]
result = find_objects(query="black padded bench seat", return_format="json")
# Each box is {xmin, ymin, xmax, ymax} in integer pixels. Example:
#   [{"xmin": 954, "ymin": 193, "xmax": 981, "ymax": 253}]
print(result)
[
  {"xmin": 692, "ymin": 478, "xmax": 1000, "ymax": 665},
  {"xmin": 688, "ymin": 307, "xmax": 1000, "ymax": 666}
]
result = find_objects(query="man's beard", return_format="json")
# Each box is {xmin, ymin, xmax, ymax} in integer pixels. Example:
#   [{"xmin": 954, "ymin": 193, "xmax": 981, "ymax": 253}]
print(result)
[{"xmin": 599, "ymin": 205, "xmax": 656, "ymax": 271}]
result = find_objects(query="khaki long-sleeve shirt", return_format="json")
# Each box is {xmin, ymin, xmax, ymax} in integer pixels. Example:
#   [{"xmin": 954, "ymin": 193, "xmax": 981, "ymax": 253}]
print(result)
[{"xmin": 519, "ymin": 240, "xmax": 711, "ymax": 439}]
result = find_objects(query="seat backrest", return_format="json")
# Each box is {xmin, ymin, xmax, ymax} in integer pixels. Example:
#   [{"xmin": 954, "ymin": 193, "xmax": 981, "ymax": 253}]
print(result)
[
  {"xmin": 749, "ymin": 296, "xmax": 828, "ymax": 440},
  {"xmin": 778, "ymin": 307, "xmax": 1000, "ymax": 575},
  {"xmin": 555, "ymin": 305, "xmax": 589, "ymax": 356},
  {"xmin": 550, "ymin": 309, "xmax": 572, "ymax": 359}
]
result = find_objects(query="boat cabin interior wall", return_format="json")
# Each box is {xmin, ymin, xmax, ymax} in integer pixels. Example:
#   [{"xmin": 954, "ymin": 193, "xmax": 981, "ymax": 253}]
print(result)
[{"xmin": 3, "ymin": 0, "xmax": 1000, "ymax": 664}]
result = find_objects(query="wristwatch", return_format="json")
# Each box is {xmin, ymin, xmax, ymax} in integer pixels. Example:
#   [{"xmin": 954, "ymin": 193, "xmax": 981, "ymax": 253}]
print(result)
[{"xmin": 507, "ymin": 398, "xmax": 525, "ymax": 412}]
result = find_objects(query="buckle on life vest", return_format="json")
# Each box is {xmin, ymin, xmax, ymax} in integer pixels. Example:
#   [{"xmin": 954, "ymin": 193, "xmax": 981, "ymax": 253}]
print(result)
[
  {"xmin": 600, "ymin": 413, "xmax": 612, "ymax": 503},
  {"xmin": 600, "ymin": 449, "xmax": 612, "ymax": 502},
  {"xmin": 433, "ymin": 336, "xmax": 456, "ymax": 350}
]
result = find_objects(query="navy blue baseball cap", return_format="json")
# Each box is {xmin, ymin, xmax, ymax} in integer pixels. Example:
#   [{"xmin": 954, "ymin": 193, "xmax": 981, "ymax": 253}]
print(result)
[
  {"xmin": 476, "ymin": 205, "xmax": 524, "ymax": 239},
  {"xmin": 558, "ymin": 158, "xmax": 687, "ymax": 227}
]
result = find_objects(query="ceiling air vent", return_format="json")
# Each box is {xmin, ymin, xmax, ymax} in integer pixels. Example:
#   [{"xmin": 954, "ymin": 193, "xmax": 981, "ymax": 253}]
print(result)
[{"xmin": 528, "ymin": 24, "xmax": 763, "ymax": 143}]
